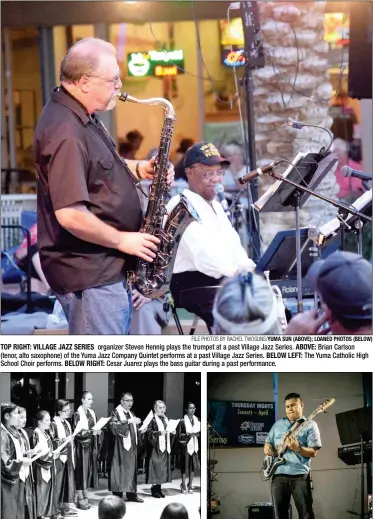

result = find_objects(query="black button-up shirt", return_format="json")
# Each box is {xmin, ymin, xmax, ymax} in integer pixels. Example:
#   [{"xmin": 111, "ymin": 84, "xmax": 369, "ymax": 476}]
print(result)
[{"xmin": 35, "ymin": 87, "xmax": 142, "ymax": 293}]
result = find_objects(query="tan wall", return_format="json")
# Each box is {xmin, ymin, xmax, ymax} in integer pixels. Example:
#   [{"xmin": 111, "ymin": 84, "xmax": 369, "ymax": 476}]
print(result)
[
  {"xmin": 11, "ymin": 38, "xmax": 42, "ymax": 156},
  {"xmin": 208, "ymin": 372, "xmax": 364, "ymax": 519}
]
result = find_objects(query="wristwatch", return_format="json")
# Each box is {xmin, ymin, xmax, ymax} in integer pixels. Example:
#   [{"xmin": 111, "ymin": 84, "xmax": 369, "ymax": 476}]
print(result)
[{"xmin": 296, "ymin": 445, "xmax": 302, "ymax": 454}]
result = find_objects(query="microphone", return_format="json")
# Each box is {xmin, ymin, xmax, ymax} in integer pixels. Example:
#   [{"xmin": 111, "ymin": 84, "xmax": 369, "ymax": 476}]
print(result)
[
  {"xmin": 214, "ymin": 184, "xmax": 233, "ymax": 223},
  {"xmin": 238, "ymin": 160, "xmax": 281, "ymax": 185},
  {"xmin": 341, "ymin": 166, "xmax": 372, "ymax": 182}
]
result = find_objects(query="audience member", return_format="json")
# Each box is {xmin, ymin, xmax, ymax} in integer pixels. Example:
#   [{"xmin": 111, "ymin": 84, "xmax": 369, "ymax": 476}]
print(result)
[
  {"xmin": 160, "ymin": 502, "xmax": 189, "ymax": 519},
  {"xmin": 14, "ymin": 223, "xmax": 50, "ymax": 294},
  {"xmin": 118, "ymin": 141, "xmax": 134, "ymax": 160},
  {"xmin": 98, "ymin": 496, "xmax": 126, "ymax": 519},
  {"xmin": 174, "ymin": 138, "xmax": 195, "ymax": 181},
  {"xmin": 173, "ymin": 138, "xmax": 194, "ymax": 166},
  {"xmin": 220, "ymin": 142, "xmax": 247, "ymax": 191},
  {"xmin": 146, "ymin": 147, "xmax": 158, "ymax": 160},
  {"xmin": 212, "ymin": 270, "xmax": 283, "ymax": 335},
  {"xmin": 331, "ymin": 138, "xmax": 364, "ymax": 201},
  {"xmin": 126, "ymin": 130, "xmax": 143, "ymax": 159},
  {"xmin": 329, "ymin": 90, "xmax": 358, "ymax": 143},
  {"xmin": 285, "ymin": 251, "xmax": 372, "ymax": 335}
]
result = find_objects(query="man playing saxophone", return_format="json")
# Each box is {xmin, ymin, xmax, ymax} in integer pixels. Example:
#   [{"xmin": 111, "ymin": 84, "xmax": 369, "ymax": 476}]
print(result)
[
  {"xmin": 34, "ymin": 37, "xmax": 174, "ymax": 335},
  {"xmin": 264, "ymin": 393, "xmax": 321, "ymax": 519}
]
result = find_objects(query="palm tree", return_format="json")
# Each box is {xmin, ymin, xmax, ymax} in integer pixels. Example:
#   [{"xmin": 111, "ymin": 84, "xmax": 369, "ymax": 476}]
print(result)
[{"xmin": 252, "ymin": 1, "xmax": 339, "ymax": 250}]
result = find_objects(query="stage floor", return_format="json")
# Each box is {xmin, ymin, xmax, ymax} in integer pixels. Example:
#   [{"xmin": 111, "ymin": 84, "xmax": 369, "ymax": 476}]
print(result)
[{"xmin": 70, "ymin": 473, "xmax": 201, "ymax": 519}]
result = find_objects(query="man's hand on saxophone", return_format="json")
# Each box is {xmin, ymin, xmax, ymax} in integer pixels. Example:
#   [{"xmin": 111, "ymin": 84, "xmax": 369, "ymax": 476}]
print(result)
[
  {"xmin": 127, "ymin": 157, "xmax": 175, "ymax": 184},
  {"xmin": 117, "ymin": 232, "xmax": 160, "ymax": 263},
  {"xmin": 55, "ymin": 203, "xmax": 160, "ymax": 263}
]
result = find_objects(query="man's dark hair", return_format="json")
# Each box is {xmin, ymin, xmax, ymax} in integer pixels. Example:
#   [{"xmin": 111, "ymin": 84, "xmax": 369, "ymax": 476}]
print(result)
[
  {"xmin": 333, "ymin": 314, "xmax": 371, "ymax": 332},
  {"xmin": 284, "ymin": 393, "xmax": 302, "ymax": 402},
  {"xmin": 118, "ymin": 142, "xmax": 134, "ymax": 156},
  {"xmin": 126, "ymin": 130, "xmax": 143, "ymax": 143},
  {"xmin": 120, "ymin": 392, "xmax": 133, "ymax": 400},
  {"xmin": 98, "ymin": 496, "xmax": 126, "ymax": 519},
  {"xmin": 160, "ymin": 503, "xmax": 189, "ymax": 519}
]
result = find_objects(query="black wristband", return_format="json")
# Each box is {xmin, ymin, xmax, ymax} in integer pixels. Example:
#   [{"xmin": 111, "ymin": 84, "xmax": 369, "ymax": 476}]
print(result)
[{"xmin": 135, "ymin": 162, "xmax": 142, "ymax": 182}]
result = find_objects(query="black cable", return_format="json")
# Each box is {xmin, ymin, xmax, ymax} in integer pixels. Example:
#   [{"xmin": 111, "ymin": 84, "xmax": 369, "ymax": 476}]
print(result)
[{"xmin": 288, "ymin": 120, "xmax": 334, "ymax": 154}]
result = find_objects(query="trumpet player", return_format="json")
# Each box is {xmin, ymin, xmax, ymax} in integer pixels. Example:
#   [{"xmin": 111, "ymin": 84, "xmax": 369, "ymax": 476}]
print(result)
[
  {"xmin": 264, "ymin": 393, "xmax": 321, "ymax": 519},
  {"xmin": 34, "ymin": 36, "xmax": 174, "ymax": 335}
]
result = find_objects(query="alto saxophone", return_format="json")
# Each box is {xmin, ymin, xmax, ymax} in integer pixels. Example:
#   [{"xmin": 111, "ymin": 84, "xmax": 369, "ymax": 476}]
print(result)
[{"xmin": 117, "ymin": 92, "xmax": 199, "ymax": 299}]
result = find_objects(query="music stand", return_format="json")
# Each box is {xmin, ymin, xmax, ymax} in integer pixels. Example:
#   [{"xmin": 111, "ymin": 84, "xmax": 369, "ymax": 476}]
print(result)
[
  {"xmin": 310, "ymin": 190, "xmax": 372, "ymax": 254},
  {"xmin": 256, "ymin": 227, "xmax": 339, "ymax": 283},
  {"xmin": 336, "ymin": 407, "xmax": 372, "ymax": 519}
]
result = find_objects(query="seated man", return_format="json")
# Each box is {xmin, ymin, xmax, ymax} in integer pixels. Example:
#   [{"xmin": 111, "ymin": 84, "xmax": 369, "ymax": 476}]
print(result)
[
  {"xmin": 167, "ymin": 142, "xmax": 256, "ymax": 329},
  {"xmin": 285, "ymin": 250, "xmax": 372, "ymax": 335}
]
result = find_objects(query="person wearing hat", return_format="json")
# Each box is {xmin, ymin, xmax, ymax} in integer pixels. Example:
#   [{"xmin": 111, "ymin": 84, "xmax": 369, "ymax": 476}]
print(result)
[
  {"xmin": 285, "ymin": 250, "xmax": 372, "ymax": 335},
  {"xmin": 166, "ymin": 141, "xmax": 256, "ymax": 331}
]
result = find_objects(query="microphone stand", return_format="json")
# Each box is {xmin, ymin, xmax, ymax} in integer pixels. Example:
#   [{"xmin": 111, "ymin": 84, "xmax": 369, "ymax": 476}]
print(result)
[{"xmin": 264, "ymin": 171, "xmax": 371, "ymax": 313}]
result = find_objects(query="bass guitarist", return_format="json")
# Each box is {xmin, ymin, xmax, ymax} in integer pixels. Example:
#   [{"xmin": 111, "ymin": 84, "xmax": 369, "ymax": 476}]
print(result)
[{"xmin": 264, "ymin": 393, "xmax": 321, "ymax": 519}]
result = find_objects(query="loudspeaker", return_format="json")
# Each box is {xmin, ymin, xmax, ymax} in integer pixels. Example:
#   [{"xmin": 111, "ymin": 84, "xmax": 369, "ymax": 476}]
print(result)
[{"xmin": 348, "ymin": 2, "xmax": 372, "ymax": 99}]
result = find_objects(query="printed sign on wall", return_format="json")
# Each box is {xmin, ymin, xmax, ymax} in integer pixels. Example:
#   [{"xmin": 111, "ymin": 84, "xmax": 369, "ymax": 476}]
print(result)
[
  {"xmin": 127, "ymin": 49, "xmax": 185, "ymax": 77},
  {"xmin": 208, "ymin": 400, "xmax": 275, "ymax": 447}
]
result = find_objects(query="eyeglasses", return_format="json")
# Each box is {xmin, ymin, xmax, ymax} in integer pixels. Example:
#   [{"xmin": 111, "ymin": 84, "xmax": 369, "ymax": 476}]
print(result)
[
  {"xmin": 90, "ymin": 74, "xmax": 122, "ymax": 86},
  {"xmin": 191, "ymin": 166, "xmax": 226, "ymax": 180},
  {"xmin": 123, "ymin": 399, "xmax": 134, "ymax": 402}
]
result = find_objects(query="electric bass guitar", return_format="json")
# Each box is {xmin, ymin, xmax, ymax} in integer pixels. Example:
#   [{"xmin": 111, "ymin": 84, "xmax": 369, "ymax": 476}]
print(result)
[{"xmin": 260, "ymin": 398, "xmax": 335, "ymax": 481}]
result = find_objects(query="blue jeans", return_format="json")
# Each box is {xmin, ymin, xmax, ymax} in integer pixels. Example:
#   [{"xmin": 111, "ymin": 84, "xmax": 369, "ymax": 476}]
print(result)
[{"xmin": 55, "ymin": 281, "xmax": 132, "ymax": 335}]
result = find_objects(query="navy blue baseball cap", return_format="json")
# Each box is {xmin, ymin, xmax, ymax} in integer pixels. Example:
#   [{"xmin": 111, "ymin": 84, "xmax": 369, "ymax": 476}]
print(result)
[
  {"xmin": 307, "ymin": 250, "xmax": 372, "ymax": 320},
  {"xmin": 184, "ymin": 142, "xmax": 230, "ymax": 169}
]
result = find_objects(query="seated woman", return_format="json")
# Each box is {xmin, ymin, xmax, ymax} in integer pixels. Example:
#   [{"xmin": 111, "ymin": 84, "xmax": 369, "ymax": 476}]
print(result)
[
  {"xmin": 14, "ymin": 223, "xmax": 50, "ymax": 294},
  {"xmin": 212, "ymin": 270, "xmax": 284, "ymax": 335}
]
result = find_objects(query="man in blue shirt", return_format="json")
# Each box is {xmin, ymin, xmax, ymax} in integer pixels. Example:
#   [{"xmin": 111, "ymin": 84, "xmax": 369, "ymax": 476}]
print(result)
[{"xmin": 264, "ymin": 393, "xmax": 321, "ymax": 519}]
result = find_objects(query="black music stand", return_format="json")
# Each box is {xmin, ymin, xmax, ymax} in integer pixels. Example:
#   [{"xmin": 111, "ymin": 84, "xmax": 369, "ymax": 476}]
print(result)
[
  {"xmin": 308, "ymin": 190, "xmax": 372, "ymax": 255},
  {"xmin": 254, "ymin": 151, "xmax": 337, "ymax": 312},
  {"xmin": 253, "ymin": 151, "xmax": 371, "ymax": 312},
  {"xmin": 336, "ymin": 407, "xmax": 373, "ymax": 519},
  {"xmin": 256, "ymin": 227, "xmax": 339, "ymax": 284}
]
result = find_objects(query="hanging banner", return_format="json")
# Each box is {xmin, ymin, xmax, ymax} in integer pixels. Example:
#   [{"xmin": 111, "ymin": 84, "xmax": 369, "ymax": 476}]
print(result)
[{"xmin": 208, "ymin": 400, "xmax": 275, "ymax": 447}]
